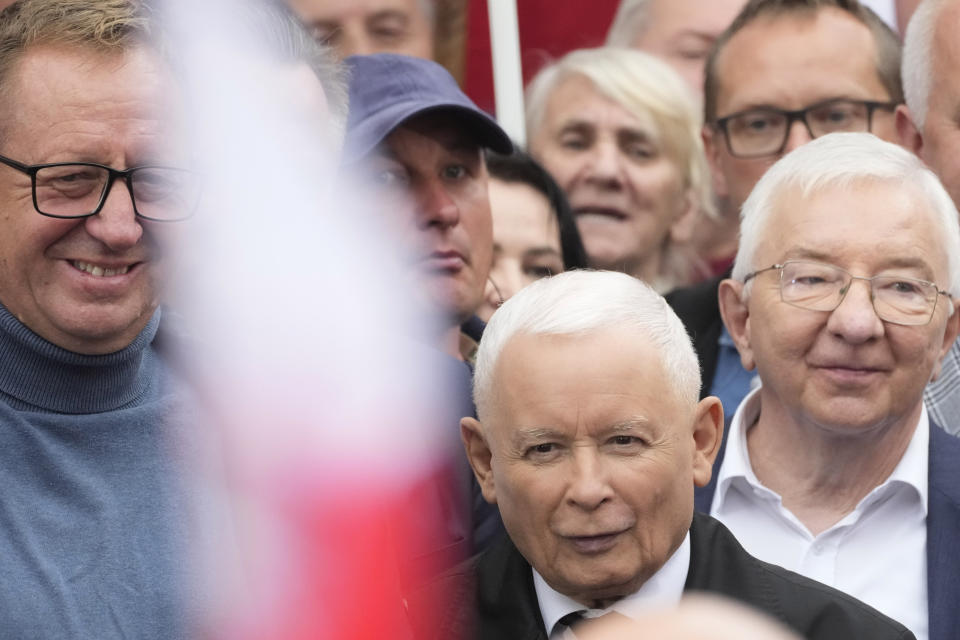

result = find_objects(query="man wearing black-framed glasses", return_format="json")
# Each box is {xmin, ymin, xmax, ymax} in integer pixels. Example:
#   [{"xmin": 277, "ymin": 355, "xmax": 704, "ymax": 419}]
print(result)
[
  {"xmin": 701, "ymin": 0, "xmax": 903, "ymax": 240},
  {"xmin": 668, "ymin": 0, "xmax": 906, "ymax": 439},
  {"xmin": 0, "ymin": 0, "xmax": 205, "ymax": 636},
  {"xmin": 704, "ymin": 133, "xmax": 960, "ymax": 640}
]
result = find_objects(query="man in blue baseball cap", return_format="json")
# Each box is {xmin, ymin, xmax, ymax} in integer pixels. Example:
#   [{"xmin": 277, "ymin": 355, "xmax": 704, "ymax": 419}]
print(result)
[
  {"xmin": 342, "ymin": 54, "xmax": 512, "ymax": 597},
  {"xmin": 345, "ymin": 53, "xmax": 512, "ymax": 357}
]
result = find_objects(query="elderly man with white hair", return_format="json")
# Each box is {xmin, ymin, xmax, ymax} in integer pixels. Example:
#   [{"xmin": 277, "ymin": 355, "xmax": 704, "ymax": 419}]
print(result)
[
  {"xmin": 896, "ymin": 0, "xmax": 960, "ymax": 436},
  {"xmin": 449, "ymin": 269, "xmax": 914, "ymax": 640},
  {"xmin": 703, "ymin": 132, "xmax": 960, "ymax": 640}
]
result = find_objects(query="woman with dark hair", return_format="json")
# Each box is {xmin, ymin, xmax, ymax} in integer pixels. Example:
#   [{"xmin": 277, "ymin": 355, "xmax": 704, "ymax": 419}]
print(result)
[{"xmin": 477, "ymin": 150, "xmax": 589, "ymax": 321}]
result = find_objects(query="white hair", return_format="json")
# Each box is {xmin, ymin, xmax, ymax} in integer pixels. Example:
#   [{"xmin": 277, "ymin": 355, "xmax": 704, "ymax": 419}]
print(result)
[
  {"xmin": 733, "ymin": 132, "xmax": 960, "ymax": 300},
  {"xmin": 901, "ymin": 0, "xmax": 952, "ymax": 131},
  {"xmin": 605, "ymin": 0, "xmax": 653, "ymax": 46},
  {"xmin": 472, "ymin": 270, "xmax": 702, "ymax": 421}
]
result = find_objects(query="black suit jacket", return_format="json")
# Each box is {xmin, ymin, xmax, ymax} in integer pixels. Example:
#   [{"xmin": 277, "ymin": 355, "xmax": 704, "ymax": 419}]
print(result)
[
  {"xmin": 463, "ymin": 513, "xmax": 914, "ymax": 640},
  {"xmin": 666, "ymin": 273, "xmax": 726, "ymax": 399}
]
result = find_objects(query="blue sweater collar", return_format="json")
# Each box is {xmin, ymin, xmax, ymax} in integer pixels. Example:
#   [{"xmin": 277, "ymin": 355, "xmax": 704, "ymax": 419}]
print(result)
[{"xmin": 0, "ymin": 303, "xmax": 161, "ymax": 414}]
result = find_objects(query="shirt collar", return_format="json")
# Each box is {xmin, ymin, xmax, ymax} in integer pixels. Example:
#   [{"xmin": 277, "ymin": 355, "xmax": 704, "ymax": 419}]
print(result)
[
  {"xmin": 533, "ymin": 531, "xmax": 690, "ymax": 636},
  {"xmin": 714, "ymin": 387, "xmax": 929, "ymax": 515},
  {"xmin": 713, "ymin": 386, "xmax": 765, "ymax": 513},
  {"xmin": 883, "ymin": 403, "xmax": 929, "ymax": 515}
]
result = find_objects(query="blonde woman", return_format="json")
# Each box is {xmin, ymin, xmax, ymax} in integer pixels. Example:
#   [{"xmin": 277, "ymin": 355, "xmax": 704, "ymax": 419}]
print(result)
[{"xmin": 526, "ymin": 47, "xmax": 715, "ymax": 293}]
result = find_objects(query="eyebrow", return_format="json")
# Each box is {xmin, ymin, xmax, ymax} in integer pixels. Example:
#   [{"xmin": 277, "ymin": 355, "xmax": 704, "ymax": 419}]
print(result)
[
  {"xmin": 607, "ymin": 417, "xmax": 655, "ymax": 433},
  {"xmin": 524, "ymin": 247, "xmax": 562, "ymax": 258},
  {"xmin": 557, "ymin": 120, "xmax": 594, "ymax": 135},
  {"xmin": 369, "ymin": 10, "xmax": 409, "ymax": 24},
  {"xmin": 672, "ymin": 30, "xmax": 717, "ymax": 44},
  {"xmin": 510, "ymin": 426, "xmax": 566, "ymax": 448}
]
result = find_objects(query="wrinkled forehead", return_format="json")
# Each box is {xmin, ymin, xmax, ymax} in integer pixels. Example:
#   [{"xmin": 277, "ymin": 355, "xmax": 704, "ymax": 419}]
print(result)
[
  {"xmin": 484, "ymin": 327, "xmax": 692, "ymax": 427},
  {"xmin": 1, "ymin": 43, "xmax": 188, "ymax": 159},
  {"xmin": 762, "ymin": 178, "xmax": 950, "ymax": 273},
  {"xmin": 6, "ymin": 42, "xmax": 174, "ymax": 114},
  {"xmin": 548, "ymin": 73, "xmax": 662, "ymax": 140}
]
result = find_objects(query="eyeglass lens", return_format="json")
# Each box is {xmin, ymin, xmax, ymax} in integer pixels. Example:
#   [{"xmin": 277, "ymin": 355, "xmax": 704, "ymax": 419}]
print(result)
[
  {"xmin": 779, "ymin": 261, "xmax": 938, "ymax": 325},
  {"xmin": 725, "ymin": 100, "xmax": 872, "ymax": 157},
  {"xmin": 34, "ymin": 164, "xmax": 197, "ymax": 220}
]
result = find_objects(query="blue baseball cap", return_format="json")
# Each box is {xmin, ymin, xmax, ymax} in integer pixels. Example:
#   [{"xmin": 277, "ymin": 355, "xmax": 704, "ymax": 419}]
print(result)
[{"xmin": 342, "ymin": 53, "xmax": 513, "ymax": 164}]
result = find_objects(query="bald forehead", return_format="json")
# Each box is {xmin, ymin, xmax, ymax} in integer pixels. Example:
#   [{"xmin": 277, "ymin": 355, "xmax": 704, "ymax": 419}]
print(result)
[{"xmin": 483, "ymin": 328, "xmax": 690, "ymax": 430}]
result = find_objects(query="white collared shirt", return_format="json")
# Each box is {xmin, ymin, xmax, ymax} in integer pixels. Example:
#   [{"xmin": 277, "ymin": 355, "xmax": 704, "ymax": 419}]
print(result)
[
  {"xmin": 711, "ymin": 387, "xmax": 929, "ymax": 640},
  {"xmin": 534, "ymin": 532, "xmax": 690, "ymax": 638}
]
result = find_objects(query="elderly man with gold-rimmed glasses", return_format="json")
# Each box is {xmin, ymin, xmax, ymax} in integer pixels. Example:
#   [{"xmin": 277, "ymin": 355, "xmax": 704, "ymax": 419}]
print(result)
[{"xmin": 704, "ymin": 132, "xmax": 960, "ymax": 640}]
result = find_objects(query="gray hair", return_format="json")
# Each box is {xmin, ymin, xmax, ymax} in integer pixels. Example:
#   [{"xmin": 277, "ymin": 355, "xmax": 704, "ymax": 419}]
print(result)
[
  {"xmin": 472, "ymin": 270, "xmax": 702, "ymax": 421},
  {"xmin": 733, "ymin": 132, "xmax": 960, "ymax": 299},
  {"xmin": 901, "ymin": 0, "xmax": 948, "ymax": 131},
  {"xmin": 605, "ymin": 0, "xmax": 653, "ymax": 46}
]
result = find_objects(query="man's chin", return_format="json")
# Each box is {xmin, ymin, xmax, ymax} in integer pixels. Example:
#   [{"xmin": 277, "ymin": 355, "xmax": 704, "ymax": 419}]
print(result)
[
  {"xmin": 556, "ymin": 573, "xmax": 646, "ymax": 608},
  {"xmin": 416, "ymin": 279, "xmax": 482, "ymax": 324},
  {"xmin": 44, "ymin": 304, "xmax": 157, "ymax": 354}
]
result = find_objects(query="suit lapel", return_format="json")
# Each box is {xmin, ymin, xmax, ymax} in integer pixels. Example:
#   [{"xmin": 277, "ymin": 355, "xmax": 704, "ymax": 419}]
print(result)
[
  {"xmin": 926, "ymin": 424, "xmax": 960, "ymax": 640},
  {"xmin": 476, "ymin": 535, "xmax": 548, "ymax": 640}
]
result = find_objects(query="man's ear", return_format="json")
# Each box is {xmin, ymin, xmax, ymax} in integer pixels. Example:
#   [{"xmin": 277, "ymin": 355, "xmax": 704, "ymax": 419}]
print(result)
[
  {"xmin": 895, "ymin": 104, "xmax": 923, "ymax": 156},
  {"xmin": 461, "ymin": 417, "xmax": 496, "ymax": 504},
  {"xmin": 692, "ymin": 396, "xmax": 724, "ymax": 488},
  {"xmin": 718, "ymin": 278, "xmax": 756, "ymax": 371},
  {"xmin": 702, "ymin": 124, "xmax": 729, "ymax": 199},
  {"xmin": 931, "ymin": 299, "xmax": 960, "ymax": 382}
]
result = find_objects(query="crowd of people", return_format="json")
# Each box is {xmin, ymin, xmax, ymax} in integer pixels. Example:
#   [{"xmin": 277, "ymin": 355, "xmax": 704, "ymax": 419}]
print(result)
[{"xmin": 0, "ymin": 0, "xmax": 958, "ymax": 638}]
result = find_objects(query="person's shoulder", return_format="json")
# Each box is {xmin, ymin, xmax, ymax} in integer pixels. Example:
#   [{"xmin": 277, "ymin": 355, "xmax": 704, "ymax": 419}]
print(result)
[
  {"xmin": 751, "ymin": 556, "xmax": 915, "ymax": 639},
  {"xmin": 664, "ymin": 273, "xmax": 725, "ymax": 327},
  {"xmin": 403, "ymin": 553, "xmax": 478, "ymax": 640},
  {"xmin": 689, "ymin": 514, "xmax": 915, "ymax": 640}
]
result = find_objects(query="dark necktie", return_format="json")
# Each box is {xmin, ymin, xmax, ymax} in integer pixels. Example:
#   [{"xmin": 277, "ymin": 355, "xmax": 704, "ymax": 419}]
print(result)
[
  {"xmin": 552, "ymin": 610, "xmax": 630, "ymax": 638},
  {"xmin": 551, "ymin": 611, "xmax": 586, "ymax": 638}
]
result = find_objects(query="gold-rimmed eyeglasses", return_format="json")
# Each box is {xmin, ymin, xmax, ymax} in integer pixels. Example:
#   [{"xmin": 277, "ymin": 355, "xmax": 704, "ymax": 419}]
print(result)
[{"xmin": 742, "ymin": 260, "xmax": 951, "ymax": 326}]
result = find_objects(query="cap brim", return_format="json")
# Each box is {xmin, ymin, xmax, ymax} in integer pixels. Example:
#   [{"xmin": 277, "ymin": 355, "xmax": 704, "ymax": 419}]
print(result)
[{"xmin": 344, "ymin": 102, "xmax": 513, "ymax": 165}]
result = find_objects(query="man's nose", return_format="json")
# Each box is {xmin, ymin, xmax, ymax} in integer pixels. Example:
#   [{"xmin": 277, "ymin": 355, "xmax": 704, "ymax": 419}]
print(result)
[
  {"xmin": 565, "ymin": 447, "xmax": 614, "ymax": 510},
  {"xmin": 338, "ymin": 25, "xmax": 371, "ymax": 58},
  {"xmin": 83, "ymin": 177, "xmax": 143, "ymax": 251},
  {"xmin": 415, "ymin": 178, "xmax": 460, "ymax": 229},
  {"xmin": 826, "ymin": 277, "xmax": 885, "ymax": 343},
  {"xmin": 782, "ymin": 118, "xmax": 814, "ymax": 155}
]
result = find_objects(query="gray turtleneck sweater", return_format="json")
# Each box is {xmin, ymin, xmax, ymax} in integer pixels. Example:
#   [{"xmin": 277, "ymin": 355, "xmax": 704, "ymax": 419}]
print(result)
[{"xmin": 0, "ymin": 304, "xmax": 190, "ymax": 639}]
